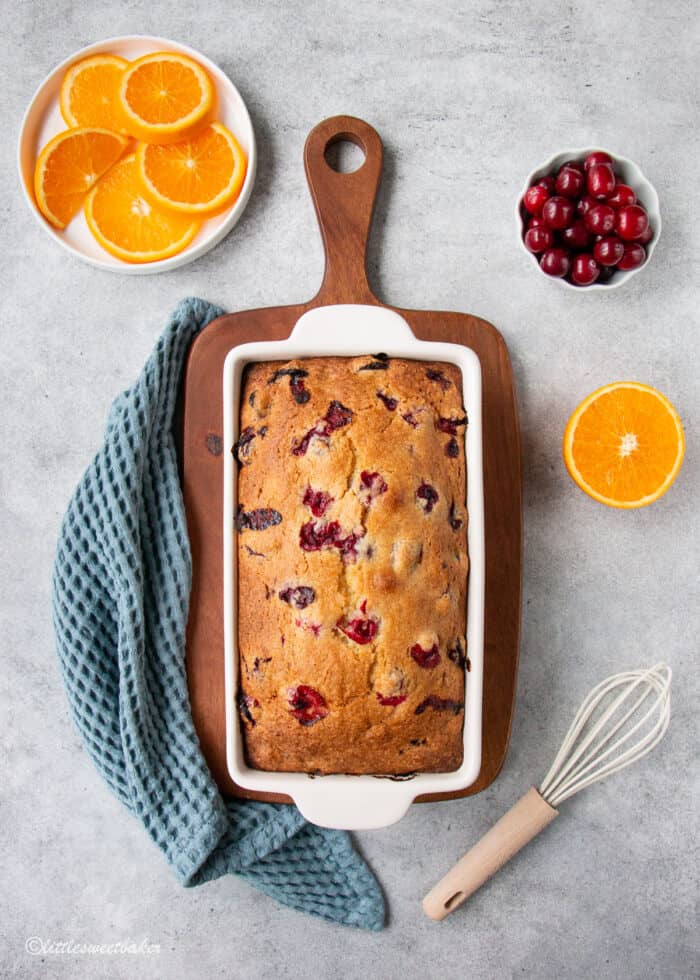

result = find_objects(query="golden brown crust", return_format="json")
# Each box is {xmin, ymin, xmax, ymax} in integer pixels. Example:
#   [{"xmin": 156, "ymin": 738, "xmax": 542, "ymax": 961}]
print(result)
[{"xmin": 235, "ymin": 355, "xmax": 468, "ymax": 774}]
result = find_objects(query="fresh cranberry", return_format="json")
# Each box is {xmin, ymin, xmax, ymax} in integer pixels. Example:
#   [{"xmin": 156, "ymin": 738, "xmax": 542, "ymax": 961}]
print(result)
[
  {"xmin": 523, "ymin": 184, "xmax": 549, "ymax": 215},
  {"xmin": 636, "ymin": 224, "xmax": 653, "ymax": 245},
  {"xmin": 303, "ymin": 486, "xmax": 333, "ymax": 517},
  {"xmin": 577, "ymin": 195, "xmax": 598, "ymax": 218},
  {"xmin": 555, "ymin": 166, "xmax": 584, "ymax": 198},
  {"xmin": 376, "ymin": 693, "xmax": 407, "ymax": 706},
  {"xmin": 596, "ymin": 266, "xmax": 615, "ymax": 285},
  {"xmin": 584, "ymin": 150, "xmax": 612, "ymax": 171},
  {"xmin": 524, "ymin": 226, "xmax": 553, "ymax": 253},
  {"xmin": 360, "ymin": 470, "xmax": 388, "ymax": 503},
  {"xmin": 615, "ymin": 204, "xmax": 649, "ymax": 241},
  {"xmin": 528, "ymin": 215, "xmax": 548, "ymax": 228},
  {"xmin": 593, "ymin": 236, "xmax": 625, "ymax": 266},
  {"xmin": 235, "ymin": 507, "xmax": 283, "ymax": 531},
  {"xmin": 288, "ymin": 685, "xmax": 328, "ymax": 725},
  {"xmin": 536, "ymin": 175, "xmax": 556, "ymax": 193},
  {"xmin": 560, "ymin": 220, "xmax": 591, "ymax": 250},
  {"xmin": 560, "ymin": 159, "xmax": 585, "ymax": 174},
  {"xmin": 587, "ymin": 163, "xmax": 616, "ymax": 199},
  {"xmin": 571, "ymin": 253, "xmax": 600, "ymax": 286},
  {"xmin": 416, "ymin": 482, "xmax": 439, "ymax": 513},
  {"xmin": 410, "ymin": 643, "xmax": 441, "ymax": 669},
  {"xmin": 607, "ymin": 184, "xmax": 636, "ymax": 209},
  {"xmin": 415, "ymin": 695, "xmax": 464, "ymax": 715},
  {"xmin": 584, "ymin": 204, "xmax": 616, "ymax": 235},
  {"xmin": 542, "ymin": 196, "xmax": 575, "ymax": 230},
  {"xmin": 279, "ymin": 586, "xmax": 315, "ymax": 609},
  {"xmin": 426, "ymin": 369, "xmax": 452, "ymax": 390},
  {"xmin": 338, "ymin": 615, "xmax": 379, "ymax": 645},
  {"xmin": 540, "ymin": 248, "xmax": 570, "ymax": 278},
  {"xmin": 617, "ymin": 242, "xmax": 646, "ymax": 271}
]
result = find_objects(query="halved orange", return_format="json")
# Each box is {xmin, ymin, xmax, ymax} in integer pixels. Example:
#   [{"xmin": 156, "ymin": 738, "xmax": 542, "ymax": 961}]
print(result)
[
  {"xmin": 118, "ymin": 52, "xmax": 215, "ymax": 144},
  {"xmin": 60, "ymin": 54, "xmax": 130, "ymax": 133},
  {"xmin": 136, "ymin": 122, "xmax": 247, "ymax": 215},
  {"xmin": 84, "ymin": 154, "xmax": 200, "ymax": 263},
  {"xmin": 563, "ymin": 382, "xmax": 685, "ymax": 508},
  {"xmin": 34, "ymin": 127, "xmax": 130, "ymax": 229}
]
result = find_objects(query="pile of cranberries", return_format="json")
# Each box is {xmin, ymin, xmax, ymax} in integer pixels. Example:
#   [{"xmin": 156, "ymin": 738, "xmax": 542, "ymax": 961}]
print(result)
[{"xmin": 521, "ymin": 151, "xmax": 653, "ymax": 287}]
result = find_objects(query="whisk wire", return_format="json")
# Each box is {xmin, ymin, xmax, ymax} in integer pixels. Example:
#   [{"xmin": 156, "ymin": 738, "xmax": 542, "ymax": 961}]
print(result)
[
  {"xmin": 548, "ymin": 680, "xmax": 660, "ymax": 799},
  {"xmin": 540, "ymin": 670, "xmax": 652, "ymax": 800},
  {"xmin": 539, "ymin": 663, "xmax": 671, "ymax": 808},
  {"xmin": 541, "ymin": 664, "xmax": 666, "ymax": 798},
  {"xmin": 553, "ymin": 679, "xmax": 669, "ymax": 798},
  {"xmin": 549, "ymin": 703, "xmax": 670, "ymax": 805},
  {"xmin": 540, "ymin": 669, "xmax": 643, "ymax": 793}
]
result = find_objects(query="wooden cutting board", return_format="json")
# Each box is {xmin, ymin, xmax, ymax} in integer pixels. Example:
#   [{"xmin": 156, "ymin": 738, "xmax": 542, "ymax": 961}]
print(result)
[{"xmin": 182, "ymin": 115, "xmax": 522, "ymax": 804}]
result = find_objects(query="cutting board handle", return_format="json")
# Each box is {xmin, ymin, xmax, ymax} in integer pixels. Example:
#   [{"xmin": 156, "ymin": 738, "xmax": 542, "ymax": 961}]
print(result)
[{"xmin": 304, "ymin": 115, "xmax": 383, "ymax": 306}]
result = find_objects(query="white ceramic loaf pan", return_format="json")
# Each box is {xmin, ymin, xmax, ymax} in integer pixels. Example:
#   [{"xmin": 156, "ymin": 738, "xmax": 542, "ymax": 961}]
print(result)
[{"xmin": 223, "ymin": 304, "xmax": 485, "ymax": 830}]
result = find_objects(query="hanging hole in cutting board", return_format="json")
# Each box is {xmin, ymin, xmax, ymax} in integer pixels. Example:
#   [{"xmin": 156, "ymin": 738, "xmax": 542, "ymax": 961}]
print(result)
[{"xmin": 324, "ymin": 136, "xmax": 366, "ymax": 173}]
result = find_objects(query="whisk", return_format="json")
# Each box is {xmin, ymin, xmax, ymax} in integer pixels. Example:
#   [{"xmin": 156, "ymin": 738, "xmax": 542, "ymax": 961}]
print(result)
[{"xmin": 423, "ymin": 663, "xmax": 672, "ymax": 920}]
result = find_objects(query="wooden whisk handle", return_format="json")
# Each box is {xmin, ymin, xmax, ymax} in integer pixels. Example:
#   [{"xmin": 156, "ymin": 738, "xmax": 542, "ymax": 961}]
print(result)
[{"xmin": 422, "ymin": 788, "xmax": 559, "ymax": 921}]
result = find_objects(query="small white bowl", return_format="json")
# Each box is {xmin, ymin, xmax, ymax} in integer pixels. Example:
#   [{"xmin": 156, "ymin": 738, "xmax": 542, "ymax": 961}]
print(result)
[
  {"xmin": 17, "ymin": 35, "xmax": 256, "ymax": 274},
  {"xmin": 516, "ymin": 148, "xmax": 661, "ymax": 291}
]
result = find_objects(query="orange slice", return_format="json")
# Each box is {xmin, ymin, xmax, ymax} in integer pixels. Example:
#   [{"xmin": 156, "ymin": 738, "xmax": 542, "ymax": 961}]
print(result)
[
  {"xmin": 84, "ymin": 154, "xmax": 200, "ymax": 263},
  {"xmin": 60, "ymin": 54, "xmax": 130, "ymax": 133},
  {"xmin": 34, "ymin": 127, "xmax": 130, "ymax": 229},
  {"xmin": 118, "ymin": 52, "xmax": 215, "ymax": 144},
  {"xmin": 563, "ymin": 382, "xmax": 685, "ymax": 508},
  {"xmin": 136, "ymin": 122, "xmax": 247, "ymax": 215}
]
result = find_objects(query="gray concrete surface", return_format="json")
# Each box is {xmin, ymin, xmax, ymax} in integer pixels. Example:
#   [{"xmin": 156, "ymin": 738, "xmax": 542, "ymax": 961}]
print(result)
[{"xmin": 1, "ymin": 2, "xmax": 698, "ymax": 978}]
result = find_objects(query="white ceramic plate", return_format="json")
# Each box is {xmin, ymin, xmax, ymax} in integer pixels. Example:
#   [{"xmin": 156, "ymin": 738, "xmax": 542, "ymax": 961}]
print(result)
[
  {"xmin": 516, "ymin": 147, "xmax": 661, "ymax": 291},
  {"xmin": 223, "ymin": 305, "xmax": 485, "ymax": 830},
  {"xmin": 17, "ymin": 35, "xmax": 256, "ymax": 274}
]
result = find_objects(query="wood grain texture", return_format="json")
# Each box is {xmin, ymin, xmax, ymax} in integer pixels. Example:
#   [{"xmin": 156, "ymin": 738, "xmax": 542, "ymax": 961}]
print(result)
[{"xmin": 182, "ymin": 116, "xmax": 522, "ymax": 804}]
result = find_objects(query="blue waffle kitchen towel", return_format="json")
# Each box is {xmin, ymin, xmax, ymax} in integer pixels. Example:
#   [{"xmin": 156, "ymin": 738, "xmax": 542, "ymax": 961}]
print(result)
[{"xmin": 51, "ymin": 297, "xmax": 385, "ymax": 931}]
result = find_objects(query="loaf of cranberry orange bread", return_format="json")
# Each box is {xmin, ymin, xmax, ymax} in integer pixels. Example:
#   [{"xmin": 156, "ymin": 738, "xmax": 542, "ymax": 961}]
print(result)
[{"xmin": 235, "ymin": 355, "xmax": 469, "ymax": 774}]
